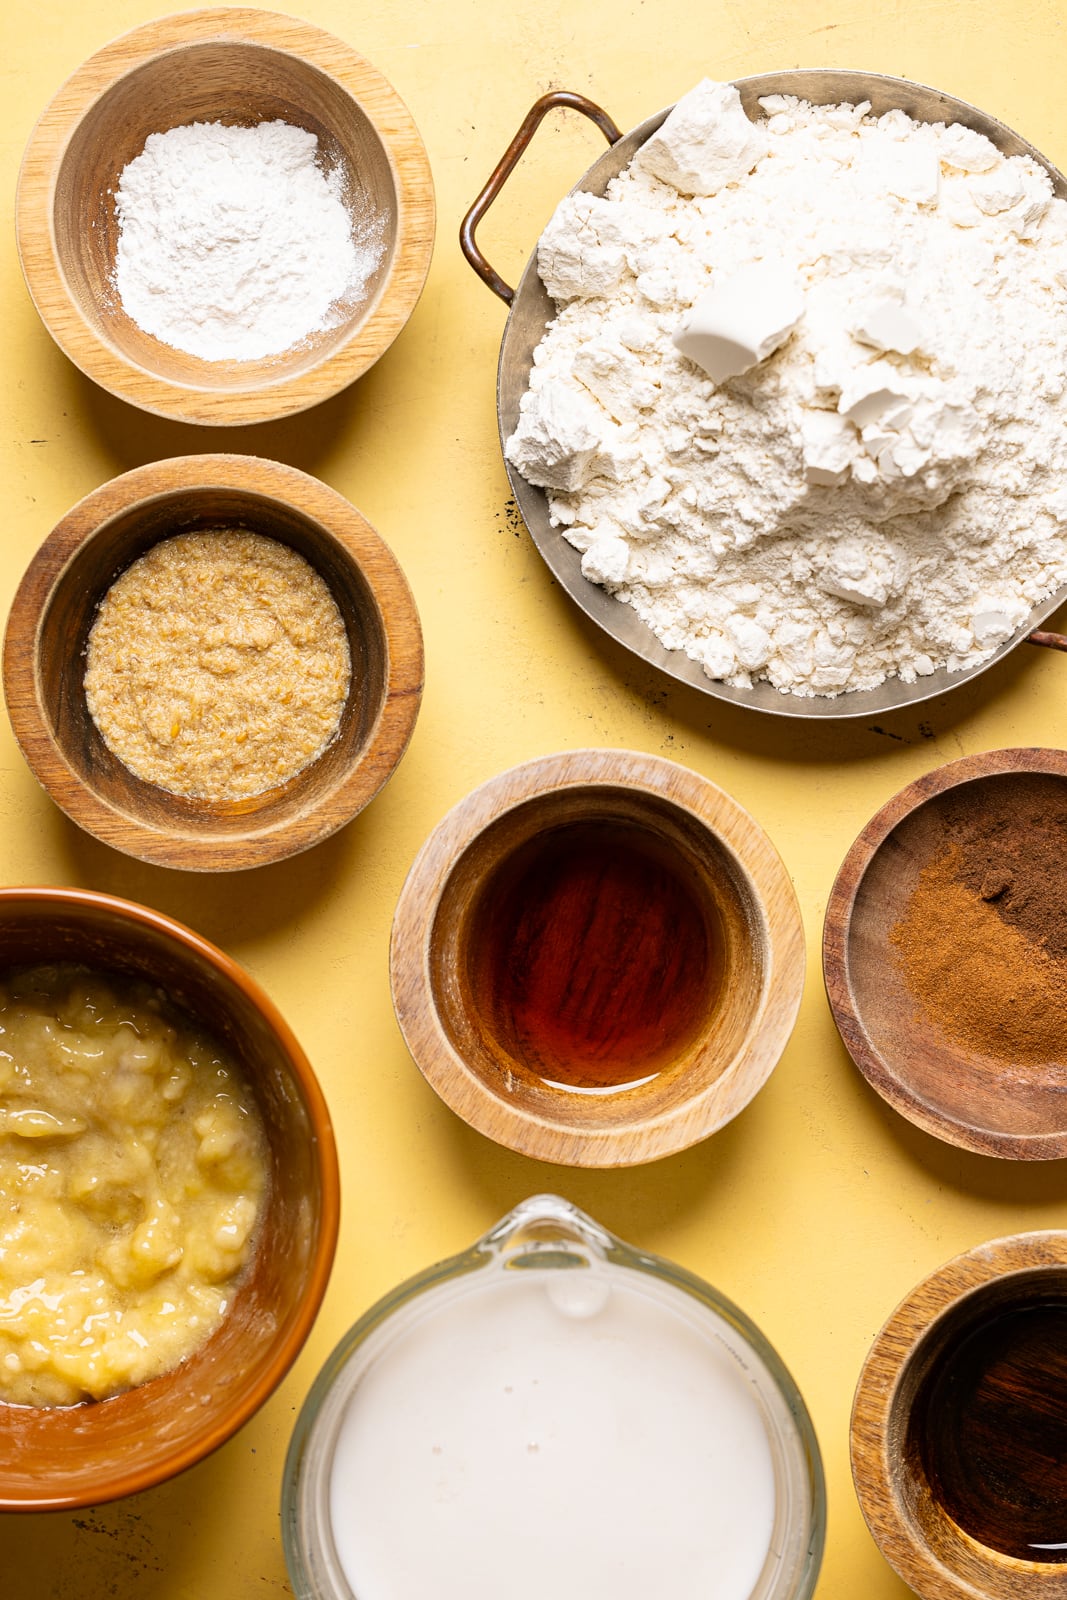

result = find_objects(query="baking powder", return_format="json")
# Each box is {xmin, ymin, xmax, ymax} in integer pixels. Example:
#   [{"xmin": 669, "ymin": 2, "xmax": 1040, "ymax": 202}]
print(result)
[
  {"xmin": 113, "ymin": 120, "xmax": 384, "ymax": 362},
  {"xmin": 506, "ymin": 81, "xmax": 1067, "ymax": 697}
]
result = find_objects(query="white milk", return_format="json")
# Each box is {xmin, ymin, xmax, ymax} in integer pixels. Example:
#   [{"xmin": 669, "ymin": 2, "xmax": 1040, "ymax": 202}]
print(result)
[{"xmin": 327, "ymin": 1268, "xmax": 777, "ymax": 1600}]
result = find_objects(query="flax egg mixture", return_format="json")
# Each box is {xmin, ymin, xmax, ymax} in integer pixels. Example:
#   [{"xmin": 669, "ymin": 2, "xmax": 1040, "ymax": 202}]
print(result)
[
  {"xmin": 0, "ymin": 964, "xmax": 268, "ymax": 1407},
  {"xmin": 84, "ymin": 527, "xmax": 351, "ymax": 804}
]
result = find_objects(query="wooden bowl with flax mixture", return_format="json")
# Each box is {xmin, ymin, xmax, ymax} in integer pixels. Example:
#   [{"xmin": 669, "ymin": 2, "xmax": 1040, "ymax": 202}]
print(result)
[
  {"xmin": 15, "ymin": 8, "xmax": 435, "ymax": 425},
  {"xmin": 2, "ymin": 455, "xmax": 423, "ymax": 872},
  {"xmin": 823, "ymin": 748, "xmax": 1067, "ymax": 1159}
]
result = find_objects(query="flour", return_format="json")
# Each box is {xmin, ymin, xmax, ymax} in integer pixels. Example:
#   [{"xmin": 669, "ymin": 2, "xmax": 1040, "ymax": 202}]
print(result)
[
  {"xmin": 505, "ymin": 81, "xmax": 1067, "ymax": 697},
  {"xmin": 113, "ymin": 120, "xmax": 385, "ymax": 362}
]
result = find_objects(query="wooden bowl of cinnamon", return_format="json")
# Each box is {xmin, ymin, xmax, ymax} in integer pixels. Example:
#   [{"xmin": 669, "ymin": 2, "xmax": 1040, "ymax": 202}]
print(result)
[{"xmin": 823, "ymin": 748, "xmax": 1067, "ymax": 1159}]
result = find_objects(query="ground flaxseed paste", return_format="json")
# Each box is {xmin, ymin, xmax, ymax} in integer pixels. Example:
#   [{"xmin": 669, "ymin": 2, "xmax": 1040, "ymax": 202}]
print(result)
[
  {"xmin": 84, "ymin": 528, "xmax": 351, "ymax": 804},
  {"xmin": 890, "ymin": 777, "xmax": 1067, "ymax": 1064}
]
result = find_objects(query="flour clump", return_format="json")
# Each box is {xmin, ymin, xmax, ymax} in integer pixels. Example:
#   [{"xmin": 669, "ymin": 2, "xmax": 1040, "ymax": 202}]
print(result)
[
  {"xmin": 113, "ymin": 120, "xmax": 385, "ymax": 362},
  {"xmin": 505, "ymin": 80, "xmax": 1067, "ymax": 697}
]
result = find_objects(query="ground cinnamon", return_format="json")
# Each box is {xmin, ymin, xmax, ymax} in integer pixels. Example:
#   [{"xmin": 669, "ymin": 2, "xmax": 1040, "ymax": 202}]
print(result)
[
  {"xmin": 890, "ymin": 775, "xmax": 1067, "ymax": 1065},
  {"xmin": 941, "ymin": 775, "xmax": 1067, "ymax": 960}
]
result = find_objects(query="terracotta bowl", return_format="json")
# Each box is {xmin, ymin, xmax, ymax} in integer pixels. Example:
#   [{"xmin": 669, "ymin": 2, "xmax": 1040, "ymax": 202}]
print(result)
[
  {"xmin": 0, "ymin": 885, "xmax": 340, "ymax": 1512},
  {"xmin": 823, "ymin": 748, "xmax": 1067, "ymax": 1159},
  {"xmin": 852, "ymin": 1231, "xmax": 1067, "ymax": 1600},
  {"xmin": 390, "ymin": 750, "xmax": 805, "ymax": 1167},
  {"xmin": 2, "ymin": 454, "xmax": 424, "ymax": 872},
  {"xmin": 15, "ymin": 7, "xmax": 435, "ymax": 424}
]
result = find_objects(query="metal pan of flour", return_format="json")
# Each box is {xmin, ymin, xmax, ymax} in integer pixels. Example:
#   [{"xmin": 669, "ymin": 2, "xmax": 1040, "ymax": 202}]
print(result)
[{"xmin": 461, "ymin": 71, "xmax": 1067, "ymax": 720}]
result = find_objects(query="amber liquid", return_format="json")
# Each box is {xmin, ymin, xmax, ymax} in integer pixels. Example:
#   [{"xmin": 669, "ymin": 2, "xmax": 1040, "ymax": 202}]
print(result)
[
  {"xmin": 912, "ymin": 1302, "xmax": 1067, "ymax": 1562},
  {"xmin": 471, "ymin": 820, "xmax": 723, "ymax": 1090}
]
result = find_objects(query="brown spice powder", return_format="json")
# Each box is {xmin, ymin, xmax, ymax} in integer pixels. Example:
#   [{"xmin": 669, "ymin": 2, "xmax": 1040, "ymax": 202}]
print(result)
[
  {"xmin": 891, "ymin": 843, "xmax": 1067, "ymax": 1064},
  {"xmin": 939, "ymin": 777, "xmax": 1067, "ymax": 960}
]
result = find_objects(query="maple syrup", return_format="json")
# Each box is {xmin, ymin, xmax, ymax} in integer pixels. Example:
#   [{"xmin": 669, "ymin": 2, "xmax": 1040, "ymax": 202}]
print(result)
[
  {"xmin": 911, "ymin": 1300, "xmax": 1067, "ymax": 1562},
  {"xmin": 469, "ymin": 819, "xmax": 723, "ymax": 1090}
]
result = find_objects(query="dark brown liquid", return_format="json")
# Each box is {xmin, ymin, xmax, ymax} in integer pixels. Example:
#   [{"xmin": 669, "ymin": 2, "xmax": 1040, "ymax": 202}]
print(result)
[
  {"xmin": 472, "ymin": 820, "xmax": 722, "ymax": 1090},
  {"xmin": 912, "ymin": 1303, "xmax": 1067, "ymax": 1561}
]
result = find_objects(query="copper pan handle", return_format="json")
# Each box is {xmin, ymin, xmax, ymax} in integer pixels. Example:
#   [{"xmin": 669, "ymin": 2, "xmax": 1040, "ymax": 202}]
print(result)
[
  {"xmin": 460, "ymin": 91, "xmax": 623, "ymax": 305},
  {"xmin": 1028, "ymin": 630, "xmax": 1067, "ymax": 653}
]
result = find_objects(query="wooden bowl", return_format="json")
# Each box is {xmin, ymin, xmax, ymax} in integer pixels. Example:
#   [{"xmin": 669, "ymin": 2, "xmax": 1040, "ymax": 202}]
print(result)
[
  {"xmin": 15, "ymin": 8, "xmax": 435, "ymax": 425},
  {"xmin": 390, "ymin": 750, "xmax": 805, "ymax": 1167},
  {"xmin": 852, "ymin": 1231, "xmax": 1067, "ymax": 1599},
  {"xmin": 2, "ymin": 454, "xmax": 423, "ymax": 871},
  {"xmin": 824, "ymin": 749, "xmax": 1067, "ymax": 1159},
  {"xmin": 0, "ymin": 885, "xmax": 340, "ymax": 1511}
]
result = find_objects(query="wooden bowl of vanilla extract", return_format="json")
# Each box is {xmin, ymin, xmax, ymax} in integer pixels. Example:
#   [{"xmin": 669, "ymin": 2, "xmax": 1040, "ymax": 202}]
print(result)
[
  {"xmin": 852, "ymin": 1231, "xmax": 1067, "ymax": 1600},
  {"xmin": 389, "ymin": 749, "xmax": 806, "ymax": 1167}
]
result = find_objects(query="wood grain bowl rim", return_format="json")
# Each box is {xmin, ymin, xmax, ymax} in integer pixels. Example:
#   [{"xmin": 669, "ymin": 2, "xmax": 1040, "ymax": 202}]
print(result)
[
  {"xmin": 850, "ymin": 1230, "xmax": 1067, "ymax": 1600},
  {"xmin": 389, "ymin": 749, "xmax": 806, "ymax": 1168},
  {"xmin": 0, "ymin": 884, "xmax": 341, "ymax": 1511},
  {"xmin": 822, "ymin": 747, "xmax": 1067, "ymax": 1160},
  {"xmin": 1, "ymin": 454, "xmax": 424, "ymax": 872},
  {"xmin": 15, "ymin": 7, "xmax": 436, "ymax": 425}
]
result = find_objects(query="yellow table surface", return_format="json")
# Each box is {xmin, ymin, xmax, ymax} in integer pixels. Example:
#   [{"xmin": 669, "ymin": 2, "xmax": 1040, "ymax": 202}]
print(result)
[{"xmin": 2, "ymin": 1, "xmax": 1065, "ymax": 1594}]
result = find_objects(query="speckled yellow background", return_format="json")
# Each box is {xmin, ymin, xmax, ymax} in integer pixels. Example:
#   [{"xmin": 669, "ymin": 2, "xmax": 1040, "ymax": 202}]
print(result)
[{"xmin": 2, "ymin": 2, "xmax": 1065, "ymax": 1595}]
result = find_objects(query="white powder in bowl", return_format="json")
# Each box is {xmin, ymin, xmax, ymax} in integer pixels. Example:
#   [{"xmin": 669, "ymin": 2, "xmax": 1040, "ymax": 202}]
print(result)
[
  {"xmin": 113, "ymin": 119, "xmax": 385, "ymax": 362},
  {"xmin": 506, "ymin": 80, "xmax": 1067, "ymax": 698}
]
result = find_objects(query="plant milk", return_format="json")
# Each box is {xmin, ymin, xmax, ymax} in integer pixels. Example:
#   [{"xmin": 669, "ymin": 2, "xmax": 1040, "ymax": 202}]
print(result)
[{"xmin": 328, "ymin": 1268, "xmax": 776, "ymax": 1599}]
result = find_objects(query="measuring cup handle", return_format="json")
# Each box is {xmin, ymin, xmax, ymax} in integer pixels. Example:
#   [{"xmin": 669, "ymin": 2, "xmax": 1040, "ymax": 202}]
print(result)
[
  {"xmin": 460, "ymin": 91, "xmax": 623, "ymax": 305},
  {"xmin": 1027, "ymin": 629, "xmax": 1067, "ymax": 653}
]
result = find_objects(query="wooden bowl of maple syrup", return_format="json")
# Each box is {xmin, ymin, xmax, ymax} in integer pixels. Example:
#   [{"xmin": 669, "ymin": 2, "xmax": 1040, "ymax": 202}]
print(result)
[
  {"xmin": 852, "ymin": 1231, "xmax": 1067, "ymax": 1600},
  {"xmin": 389, "ymin": 750, "xmax": 805, "ymax": 1167}
]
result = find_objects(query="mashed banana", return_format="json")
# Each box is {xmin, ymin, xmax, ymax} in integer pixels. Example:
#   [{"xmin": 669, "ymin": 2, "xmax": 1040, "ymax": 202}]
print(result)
[{"xmin": 0, "ymin": 964, "xmax": 268, "ymax": 1407}]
